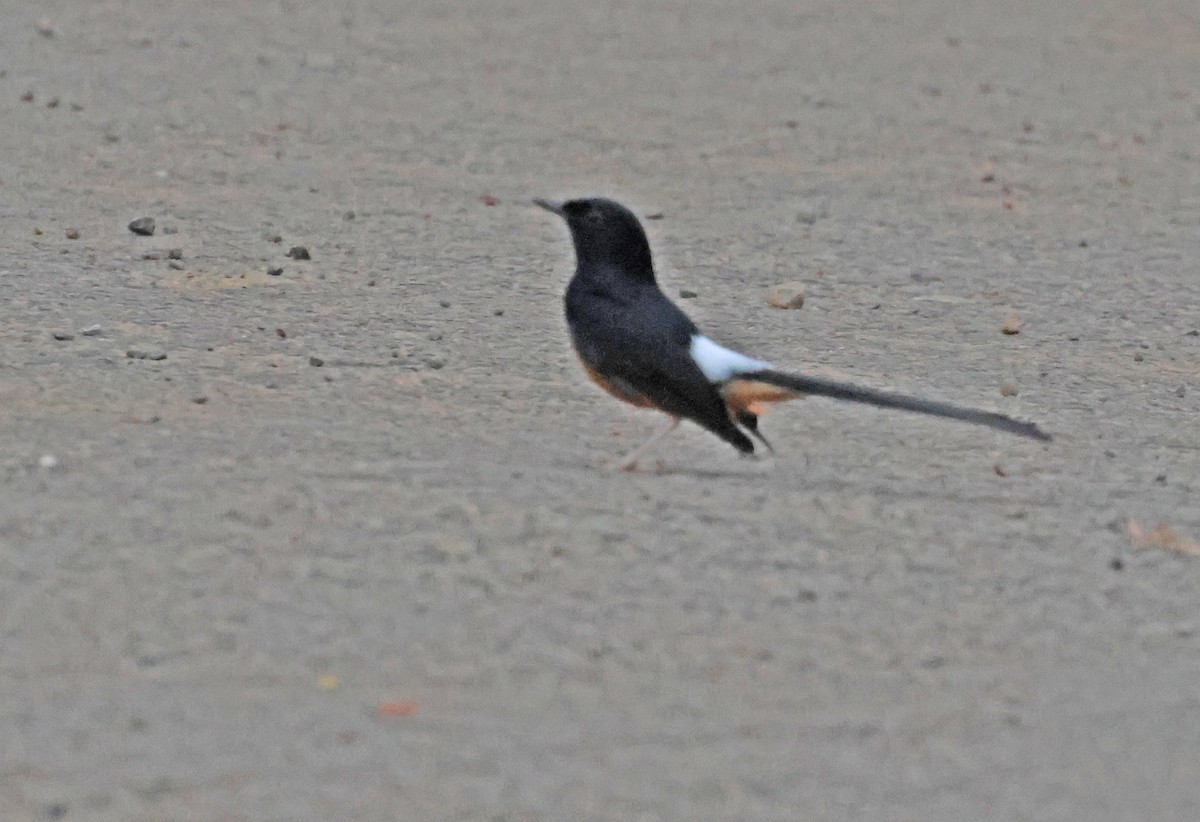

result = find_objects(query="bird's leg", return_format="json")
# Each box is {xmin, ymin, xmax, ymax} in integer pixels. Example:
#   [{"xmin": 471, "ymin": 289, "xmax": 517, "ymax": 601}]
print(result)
[{"xmin": 614, "ymin": 416, "xmax": 680, "ymax": 472}]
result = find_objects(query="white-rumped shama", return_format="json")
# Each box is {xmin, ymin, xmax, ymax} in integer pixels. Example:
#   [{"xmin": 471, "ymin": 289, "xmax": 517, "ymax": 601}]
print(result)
[{"xmin": 535, "ymin": 197, "xmax": 1050, "ymax": 470}]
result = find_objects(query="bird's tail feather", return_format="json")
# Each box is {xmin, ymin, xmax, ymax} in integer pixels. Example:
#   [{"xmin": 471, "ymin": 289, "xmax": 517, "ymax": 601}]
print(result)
[{"xmin": 747, "ymin": 369, "xmax": 1051, "ymax": 441}]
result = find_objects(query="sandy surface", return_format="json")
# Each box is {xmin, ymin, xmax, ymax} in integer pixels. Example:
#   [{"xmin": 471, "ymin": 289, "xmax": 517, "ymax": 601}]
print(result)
[{"xmin": 2, "ymin": 1, "xmax": 1199, "ymax": 819}]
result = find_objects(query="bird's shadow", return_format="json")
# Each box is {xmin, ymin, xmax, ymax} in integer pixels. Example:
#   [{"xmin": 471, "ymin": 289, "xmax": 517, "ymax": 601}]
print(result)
[{"xmin": 583, "ymin": 455, "xmax": 779, "ymax": 480}]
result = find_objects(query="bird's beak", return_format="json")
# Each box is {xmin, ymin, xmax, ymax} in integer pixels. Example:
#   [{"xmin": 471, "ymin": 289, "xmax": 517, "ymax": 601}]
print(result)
[{"xmin": 533, "ymin": 198, "xmax": 566, "ymax": 216}]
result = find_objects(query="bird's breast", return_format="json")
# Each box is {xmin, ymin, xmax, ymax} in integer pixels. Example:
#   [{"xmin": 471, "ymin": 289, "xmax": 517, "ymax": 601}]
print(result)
[{"xmin": 577, "ymin": 355, "xmax": 657, "ymax": 408}]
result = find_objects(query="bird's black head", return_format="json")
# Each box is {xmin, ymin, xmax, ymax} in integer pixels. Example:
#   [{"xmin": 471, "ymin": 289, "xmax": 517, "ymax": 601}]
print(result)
[{"xmin": 535, "ymin": 197, "xmax": 655, "ymax": 281}]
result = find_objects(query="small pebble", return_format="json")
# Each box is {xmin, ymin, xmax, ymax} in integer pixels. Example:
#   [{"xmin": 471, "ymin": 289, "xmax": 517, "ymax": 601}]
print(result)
[
  {"xmin": 45, "ymin": 97, "xmax": 59, "ymax": 109},
  {"xmin": 52, "ymin": 331, "xmax": 74, "ymax": 341},
  {"xmin": 439, "ymin": 300, "xmax": 451, "ymax": 308},
  {"xmin": 36, "ymin": 17, "xmax": 54, "ymax": 37},
  {"xmin": 427, "ymin": 332, "xmax": 443, "ymax": 341},
  {"xmin": 1177, "ymin": 386, "xmax": 1186, "ymax": 398},
  {"xmin": 344, "ymin": 210, "xmax": 355, "ymax": 220},
  {"xmin": 19, "ymin": 90, "xmax": 34, "ymax": 103},
  {"xmin": 644, "ymin": 213, "xmax": 664, "ymax": 220},
  {"xmin": 309, "ymin": 356, "xmax": 324, "ymax": 367},
  {"xmin": 65, "ymin": 228, "xmax": 80, "ymax": 240},
  {"xmin": 1133, "ymin": 352, "xmax": 1144, "ymax": 362},
  {"xmin": 999, "ymin": 383, "xmax": 1019, "ymax": 397},
  {"xmin": 161, "ymin": 224, "xmax": 178, "ymax": 235},
  {"xmin": 266, "ymin": 233, "xmax": 282, "ymax": 243},
  {"xmin": 424, "ymin": 356, "xmax": 446, "ymax": 370},
  {"xmin": 127, "ymin": 348, "xmax": 167, "ymax": 361},
  {"xmin": 767, "ymin": 282, "xmax": 806, "ymax": 310},
  {"xmin": 33, "ymin": 227, "xmax": 43, "ymax": 235},
  {"xmin": 1109, "ymin": 557, "xmax": 1124, "ymax": 571},
  {"xmin": 493, "ymin": 308, "xmax": 504, "ymax": 316},
  {"xmin": 38, "ymin": 454, "xmax": 58, "ymax": 469},
  {"xmin": 679, "ymin": 289, "xmax": 698, "ymax": 299},
  {"xmin": 480, "ymin": 194, "xmax": 498, "ymax": 206},
  {"xmin": 193, "ymin": 396, "xmax": 208, "ymax": 405},
  {"xmin": 275, "ymin": 328, "xmax": 287, "ymax": 338},
  {"xmin": 79, "ymin": 324, "xmax": 102, "ymax": 336},
  {"xmin": 286, "ymin": 245, "xmax": 311, "ymax": 260},
  {"xmin": 167, "ymin": 261, "xmax": 184, "ymax": 270},
  {"xmin": 1001, "ymin": 313, "xmax": 1021, "ymax": 335},
  {"xmin": 266, "ymin": 267, "xmax": 283, "ymax": 277},
  {"xmin": 128, "ymin": 217, "xmax": 156, "ymax": 236},
  {"xmin": 168, "ymin": 248, "xmax": 182, "ymax": 260}
]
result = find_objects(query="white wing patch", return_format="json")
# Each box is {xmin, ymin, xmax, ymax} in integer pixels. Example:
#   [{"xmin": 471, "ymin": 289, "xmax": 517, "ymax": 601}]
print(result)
[{"xmin": 689, "ymin": 335, "xmax": 772, "ymax": 383}]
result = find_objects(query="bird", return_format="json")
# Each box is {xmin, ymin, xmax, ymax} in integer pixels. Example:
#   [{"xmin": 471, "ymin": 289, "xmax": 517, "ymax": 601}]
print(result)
[{"xmin": 534, "ymin": 196, "xmax": 1050, "ymax": 470}]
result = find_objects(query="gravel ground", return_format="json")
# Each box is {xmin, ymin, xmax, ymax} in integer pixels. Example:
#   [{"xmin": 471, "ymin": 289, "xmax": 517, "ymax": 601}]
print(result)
[{"xmin": 2, "ymin": 1, "xmax": 1199, "ymax": 820}]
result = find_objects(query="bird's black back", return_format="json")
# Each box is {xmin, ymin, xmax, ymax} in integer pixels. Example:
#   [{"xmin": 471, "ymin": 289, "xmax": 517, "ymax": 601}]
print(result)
[{"xmin": 565, "ymin": 263, "xmax": 753, "ymax": 452}]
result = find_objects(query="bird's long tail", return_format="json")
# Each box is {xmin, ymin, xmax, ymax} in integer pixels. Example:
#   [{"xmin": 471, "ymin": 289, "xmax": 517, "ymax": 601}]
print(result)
[{"xmin": 744, "ymin": 369, "xmax": 1052, "ymax": 441}]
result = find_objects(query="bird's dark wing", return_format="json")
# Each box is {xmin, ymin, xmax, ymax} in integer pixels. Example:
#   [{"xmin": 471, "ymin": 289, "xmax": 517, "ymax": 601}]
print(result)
[{"xmin": 565, "ymin": 276, "xmax": 754, "ymax": 452}]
